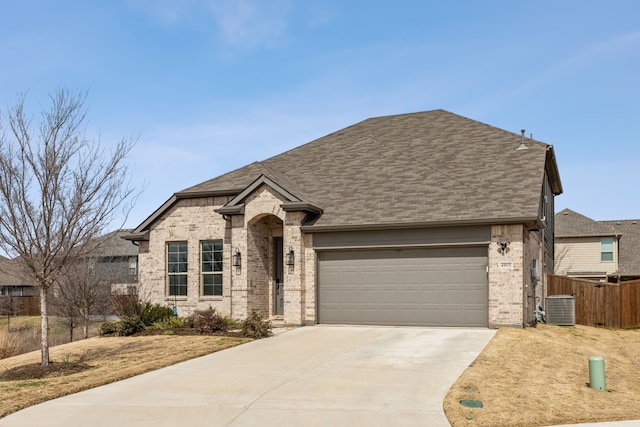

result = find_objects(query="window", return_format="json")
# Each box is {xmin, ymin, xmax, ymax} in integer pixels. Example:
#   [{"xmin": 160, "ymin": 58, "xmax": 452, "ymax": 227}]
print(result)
[
  {"xmin": 601, "ymin": 238, "xmax": 614, "ymax": 262},
  {"xmin": 201, "ymin": 240, "xmax": 223, "ymax": 296},
  {"xmin": 128, "ymin": 256, "xmax": 138, "ymax": 276},
  {"xmin": 167, "ymin": 242, "xmax": 188, "ymax": 296}
]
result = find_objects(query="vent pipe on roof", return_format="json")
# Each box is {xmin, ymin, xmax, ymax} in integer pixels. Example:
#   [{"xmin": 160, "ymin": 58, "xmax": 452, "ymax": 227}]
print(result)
[{"xmin": 517, "ymin": 129, "xmax": 528, "ymax": 150}]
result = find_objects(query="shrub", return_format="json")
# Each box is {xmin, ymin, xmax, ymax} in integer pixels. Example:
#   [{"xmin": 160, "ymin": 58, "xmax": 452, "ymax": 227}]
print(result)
[
  {"xmin": 241, "ymin": 311, "xmax": 272, "ymax": 339},
  {"xmin": 111, "ymin": 293, "xmax": 174, "ymax": 327},
  {"xmin": 189, "ymin": 308, "xmax": 227, "ymax": 334},
  {"xmin": 111, "ymin": 293, "xmax": 141, "ymax": 317},
  {"xmin": 99, "ymin": 320, "xmax": 120, "ymax": 336},
  {"xmin": 223, "ymin": 316, "xmax": 239, "ymax": 331},
  {"xmin": 118, "ymin": 315, "xmax": 145, "ymax": 336},
  {"xmin": 140, "ymin": 303, "xmax": 174, "ymax": 326},
  {"xmin": 151, "ymin": 316, "xmax": 187, "ymax": 330}
]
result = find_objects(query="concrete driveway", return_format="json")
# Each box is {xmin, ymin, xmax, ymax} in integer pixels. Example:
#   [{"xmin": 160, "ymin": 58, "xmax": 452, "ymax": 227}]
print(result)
[{"xmin": 0, "ymin": 326, "xmax": 495, "ymax": 427}]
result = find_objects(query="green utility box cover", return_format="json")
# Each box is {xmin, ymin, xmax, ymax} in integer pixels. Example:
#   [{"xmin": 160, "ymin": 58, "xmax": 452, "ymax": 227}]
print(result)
[
  {"xmin": 460, "ymin": 399, "xmax": 483, "ymax": 408},
  {"xmin": 589, "ymin": 356, "xmax": 606, "ymax": 391}
]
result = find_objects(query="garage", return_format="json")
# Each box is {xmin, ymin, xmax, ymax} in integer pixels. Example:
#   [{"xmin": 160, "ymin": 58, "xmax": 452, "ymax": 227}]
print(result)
[{"xmin": 317, "ymin": 246, "xmax": 488, "ymax": 327}]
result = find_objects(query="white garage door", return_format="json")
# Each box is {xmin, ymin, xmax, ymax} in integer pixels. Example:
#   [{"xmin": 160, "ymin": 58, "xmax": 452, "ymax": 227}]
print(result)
[{"xmin": 317, "ymin": 247, "xmax": 488, "ymax": 327}]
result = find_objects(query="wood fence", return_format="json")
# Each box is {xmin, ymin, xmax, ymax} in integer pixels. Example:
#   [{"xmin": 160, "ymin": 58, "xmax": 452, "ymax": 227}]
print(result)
[
  {"xmin": 547, "ymin": 274, "xmax": 640, "ymax": 329},
  {"xmin": 0, "ymin": 296, "xmax": 40, "ymax": 316}
]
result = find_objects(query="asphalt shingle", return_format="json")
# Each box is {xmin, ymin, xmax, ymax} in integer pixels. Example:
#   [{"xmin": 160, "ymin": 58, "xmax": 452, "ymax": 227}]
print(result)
[
  {"xmin": 178, "ymin": 110, "xmax": 559, "ymax": 228},
  {"xmin": 555, "ymin": 208, "xmax": 615, "ymax": 237}
]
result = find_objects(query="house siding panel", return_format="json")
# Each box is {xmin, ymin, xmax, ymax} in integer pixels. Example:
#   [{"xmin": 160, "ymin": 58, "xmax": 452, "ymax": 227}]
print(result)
[{"xmin": 555, "ymin": 237, "xmax": 619, "ymax": 278}]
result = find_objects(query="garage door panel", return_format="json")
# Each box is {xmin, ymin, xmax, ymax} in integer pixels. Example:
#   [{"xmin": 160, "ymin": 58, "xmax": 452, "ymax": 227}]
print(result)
[{"xmin": 318, "ymin": 247, "xmax": 488, "ymax": 327}]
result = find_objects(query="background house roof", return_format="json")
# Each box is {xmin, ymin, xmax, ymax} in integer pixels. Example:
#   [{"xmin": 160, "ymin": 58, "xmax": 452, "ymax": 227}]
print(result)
[
  {"xmin": 167, "ymin": 110, "xmax": 561, "ymax": 230},
  {"xmin": 555, "ymin": 208, "xmax": 616, "ymax": 237},
  {"xmin": 0, "ymin": 230, "xmax": 138, "ymax": 289},
  {"xmin": 87, "ymin": 229, "xmax": 138, "ymax": 258},
  {"xmin": 0, "ymin": 257, "xmax": 33, "ymax": 288},
  {"xmin": 601, "ymin": 219, "xmax": 640, "ymax": 277},
  {"xmin": 555, "ymin": 209, "xmax": 640, "ymax": 278}
]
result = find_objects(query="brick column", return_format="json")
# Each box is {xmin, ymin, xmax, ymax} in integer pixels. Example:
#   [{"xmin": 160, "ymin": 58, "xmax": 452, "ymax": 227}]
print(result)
[
  {"xmin": 488, "ymin": 224, "xmax": 524, "ymax": 327},
  {"xmin": 230, "ymin": 215, "xmax": 248, "ymax": 320},
  {"xmin": 283, "ymin": 211, "xmax": 305, "ymax": 325}
]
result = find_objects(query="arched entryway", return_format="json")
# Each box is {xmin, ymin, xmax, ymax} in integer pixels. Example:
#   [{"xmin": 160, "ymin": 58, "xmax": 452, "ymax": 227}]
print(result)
[{"xmin": 246, "ymin": 214, "xmax": 284, "ymax": 319}]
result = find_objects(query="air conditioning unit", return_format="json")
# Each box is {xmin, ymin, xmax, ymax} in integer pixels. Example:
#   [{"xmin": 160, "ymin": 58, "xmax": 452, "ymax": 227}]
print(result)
[{"xmin": 545, "ymin": 295, "xmax": 575, "ymax": 326}]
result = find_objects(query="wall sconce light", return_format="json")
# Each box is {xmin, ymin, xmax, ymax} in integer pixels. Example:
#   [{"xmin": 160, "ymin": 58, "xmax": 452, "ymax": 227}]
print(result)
[
  {"xmin": 497, "ymin": 241, "xmax": 510, "ymax": 254},
  {"xmin": 232, "ymin": 249, "xmax": 242, "ymax": 267},
  {"xmin": 285, "ymin": 246, "xmax": 295, "ymax": 266}
]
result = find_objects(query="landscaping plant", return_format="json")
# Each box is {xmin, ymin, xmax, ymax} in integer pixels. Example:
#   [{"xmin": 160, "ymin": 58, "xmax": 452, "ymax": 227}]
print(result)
[{"xmin": 241, "ymin": 311, "xmax": 272, "ymax": 339}]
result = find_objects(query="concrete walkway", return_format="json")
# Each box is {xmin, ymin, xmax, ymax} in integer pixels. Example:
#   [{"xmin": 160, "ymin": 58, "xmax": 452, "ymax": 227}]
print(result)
[{"xmin": 0, "ymin": 326, "xmax": 495, "ymax": 427}]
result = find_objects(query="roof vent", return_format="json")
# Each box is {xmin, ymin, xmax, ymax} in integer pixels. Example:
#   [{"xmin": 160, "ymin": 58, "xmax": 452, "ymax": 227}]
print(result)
[{"xmin": 516, "ymin": 129, "xmax": 528, "ymax": 150}]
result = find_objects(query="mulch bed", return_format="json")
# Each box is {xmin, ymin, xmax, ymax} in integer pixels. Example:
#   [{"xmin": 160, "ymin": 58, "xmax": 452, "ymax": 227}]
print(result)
[
  {"xmin": 0, "ymin": 361, "xmax": 92, "ymax": 381},
  {"xmin": 130, "ymin": 328, "xmax": 245, "ymax": 338}
]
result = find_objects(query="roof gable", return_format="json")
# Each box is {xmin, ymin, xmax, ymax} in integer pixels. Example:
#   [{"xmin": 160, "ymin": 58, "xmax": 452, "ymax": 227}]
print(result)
[{"xmin": 215, "ymin": 174, "xmax": 323, "ymax": 216}]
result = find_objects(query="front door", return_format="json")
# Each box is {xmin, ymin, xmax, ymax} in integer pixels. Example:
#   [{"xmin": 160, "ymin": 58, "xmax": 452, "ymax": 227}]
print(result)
[{"xmin": 274, "ymin": 237, "xmax": 284, "ymax": 316}]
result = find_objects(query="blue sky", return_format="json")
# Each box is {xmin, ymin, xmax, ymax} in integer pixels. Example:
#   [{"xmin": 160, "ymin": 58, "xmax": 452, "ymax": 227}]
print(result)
[{"xmin": 1, "ymin": 0, "xmax": 639, "ymax": 229}]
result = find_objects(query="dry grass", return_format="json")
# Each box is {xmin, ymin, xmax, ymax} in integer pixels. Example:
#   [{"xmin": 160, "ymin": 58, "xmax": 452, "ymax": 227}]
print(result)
[
  {"xmin": 0, "ymin": 334, "xmax": 250, "ymax": 418},
  {"xmin": 3, "ymin": 319, "xmax": 639, "ymax": 425},
  {"xmin": 0, "ymin": 316, "xmax": 103, "ymax": 355},
  {"xmin": 445, "ymin": 324, "xmax": 640, "ymax": 426}
]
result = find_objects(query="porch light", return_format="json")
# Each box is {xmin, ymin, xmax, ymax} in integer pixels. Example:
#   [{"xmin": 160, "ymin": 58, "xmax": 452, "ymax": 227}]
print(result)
[
  {"xmin": 232, "ymin": 249, "xmax": 242, "ymax": 267},
  {"xmin": 285, "ymin": 247, "xmax": 295, "ymax": 266}
]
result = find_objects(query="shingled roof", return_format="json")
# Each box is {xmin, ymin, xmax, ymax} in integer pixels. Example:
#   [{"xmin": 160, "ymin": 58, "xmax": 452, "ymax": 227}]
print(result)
[
  {"xmin": 602, "ymin": 219, "xmax": 640, "ymax": 277},
  {"xmin": 555, "ymin": 208, "xmax": 615, "ymax": 237},
  {"xmin": 0, "ymin": 256, "xmax": 33, "ymax": 288},
  {"xmin": 131, "ymin": 110, "xmax": 562, "ymax": 234}
]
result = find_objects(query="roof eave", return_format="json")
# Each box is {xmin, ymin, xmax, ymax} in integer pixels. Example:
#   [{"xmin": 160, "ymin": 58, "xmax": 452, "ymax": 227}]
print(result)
[
  {"xmin": 556, "ymin": 233, "xmax": 618, "ymax": 238},
  {"xmin": 214, "ymin": 204, "xmax": 245, "ymax": 216},
  {"xmin": 281, "ymin": 202, "xmax": 323, "ymax": 215},
  {"xmin": 546, "ymin": 145, "xmax": 563, "ymax": 195},
  {"xmin": 174, "ymin": 189, "xmax": 244, "ymax": 199},
  {"xmin": 301, "ymin": 216, "xmax": 541, "ymax": 233},
  {"xmin": 121, "ymin": 231, "xmax": 149, "ymax": 242}
]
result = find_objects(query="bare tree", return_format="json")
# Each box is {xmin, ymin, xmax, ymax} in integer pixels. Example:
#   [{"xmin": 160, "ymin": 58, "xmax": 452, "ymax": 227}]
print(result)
[
  {"xmin": 51, "ymin": 287, "xmax": 81, "ymax": 342},
  {"xmin": 0, "ymin": 293, "xmax": 18, "ymax": 332},
  {"xmin": 0, "ymin": 89, "xmax": 135, "ymax": 365},
  {"xmin": 53, "ymin": 256, "xmax": 113, "ymax": 340},
  {"xmin": 553, "ymin": 245, "xmax": 571, "ymax": 275}
]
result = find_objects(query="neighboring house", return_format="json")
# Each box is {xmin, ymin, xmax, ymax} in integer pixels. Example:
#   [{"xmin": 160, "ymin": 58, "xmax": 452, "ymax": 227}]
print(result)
[
  {"xmin": 86, "ymin": 229, "xmax": 139, "ymax": 295},
  {"xmin": 0, "ymin": 256, "xmax": 39, "ymax": 316},
  {"xmin": 0, "ymin": 230, "xmax": 138, "ymax": 301},
  {"xmin": 555, "ymin": 208, "xmax": 640, "ymax": 282},
  {"xmin": 0, "ymin": 256, "xmax": 37, "ymax": 297},
  {"xmin": 124, "ymin": 110, "xmax": 562, "ymax": 328}
]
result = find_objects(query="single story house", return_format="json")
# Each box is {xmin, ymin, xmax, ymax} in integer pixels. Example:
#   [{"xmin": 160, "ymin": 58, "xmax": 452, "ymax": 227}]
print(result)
[
  {"xmin": 555, "ymin": 208, "xmax": 640, "ymax": 282},
  {"xmin": 0, "ymin": 256, "xmax": 37, "ymax": 297},
  {"xmin": 124, "ymin": 110, "xmax": 562, "ymax": 328}
]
